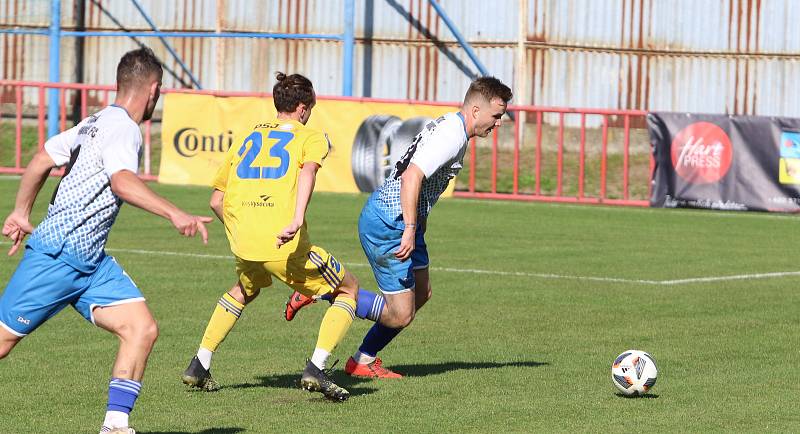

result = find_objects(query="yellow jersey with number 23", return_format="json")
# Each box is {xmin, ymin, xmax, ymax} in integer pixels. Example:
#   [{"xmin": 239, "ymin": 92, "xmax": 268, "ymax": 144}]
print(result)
[{"xmin": 213, "ymin": 119, "xmax": 330, "ymax": 261}]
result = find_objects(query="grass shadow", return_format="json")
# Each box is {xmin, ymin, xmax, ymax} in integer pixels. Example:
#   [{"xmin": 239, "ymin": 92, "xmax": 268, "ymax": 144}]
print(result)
[
  {"xmin": 614, "ymin": 392, "xmax": 660, "ymax": 399},
  {"xmin": 340, "ymin": 360, "xmax": 548, "ymax": 384},
  {"xmin": 225, "ymin": 372, "xmax": 379, "ymax": 397}
]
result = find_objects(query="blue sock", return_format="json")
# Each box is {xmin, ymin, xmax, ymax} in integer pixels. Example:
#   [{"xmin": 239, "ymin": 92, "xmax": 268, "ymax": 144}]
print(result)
[
  {"xmin": 358, "ymin": 323, "xmax": 402, "ymax": 357},
  {"xmin": 320, "ymin": 289, "xmax": 384, "ymax": 322},
  {"xmin": 354, "ymin": 288, "xmax": 384, "ymax": 321},
  {"xmin": 107, "ymin": 378, "xmax": 141, "ymax": 414}
]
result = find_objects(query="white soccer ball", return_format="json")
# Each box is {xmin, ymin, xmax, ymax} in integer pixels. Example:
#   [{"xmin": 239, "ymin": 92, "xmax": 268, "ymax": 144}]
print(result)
[{"xmin": 611, "ymin": 350, "xmax": 658, "ymax": 395}]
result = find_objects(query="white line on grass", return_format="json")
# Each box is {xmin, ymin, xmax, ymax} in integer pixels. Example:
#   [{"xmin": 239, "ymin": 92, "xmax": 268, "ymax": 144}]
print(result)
[
  {"xmin": 459, "ymin": 197, "xmax": 800, "ymax": 221},
  {"xmin": 657, "ymin": 271, "xmax": 800, "ymax": 285},
  {"xmin": 1, "ymin": 242, "xmax": 796, "ymax": 286}
]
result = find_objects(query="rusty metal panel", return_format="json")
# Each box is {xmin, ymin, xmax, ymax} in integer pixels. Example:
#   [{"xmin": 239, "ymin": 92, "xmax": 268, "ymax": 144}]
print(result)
[
  {"xmin": 0, "ymin": 0, "xmax": 51, "ymax": 27},
  {"xmin": 528, "ymin": 0, "xmax": 797, "ymax": 55},
  {"xmin": 224, "ymin": 0, "xmax": 342, "ymax": 34},
  {"xmin": 2, "ymin": 0, "xmax": 800, "ymax": 120},
  {"xmin": 82, "ymin": 0, "xmax": 217, "ymax": 31},
  {"xmin": 0, "ymin": 34, "xmax": 51, "ymax": 81},
  {"xmin": 363, "ymin": 0, "xmax": 519, "ymax": 41}
]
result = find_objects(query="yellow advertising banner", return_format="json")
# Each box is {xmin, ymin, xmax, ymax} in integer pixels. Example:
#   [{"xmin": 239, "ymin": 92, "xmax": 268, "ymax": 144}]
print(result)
[{"xmin": 159, "ymin": 93, "xmax": 457, "ymax": 195}]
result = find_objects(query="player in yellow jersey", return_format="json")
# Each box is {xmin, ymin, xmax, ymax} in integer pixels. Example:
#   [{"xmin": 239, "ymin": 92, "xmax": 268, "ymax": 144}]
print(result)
[{"xmin": 181, "ymin": 72, "xmax": 358, "ymax": 401}]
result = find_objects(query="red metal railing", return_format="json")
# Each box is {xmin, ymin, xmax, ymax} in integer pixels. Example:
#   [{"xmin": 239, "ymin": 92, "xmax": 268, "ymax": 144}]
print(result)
[
  {"xmin": 1, "ymin": 80, "xmax": 652, "ymax": 206},
  {"xmin": 455, "ymin": 104, "xmax": 651, "ymax": 207}
]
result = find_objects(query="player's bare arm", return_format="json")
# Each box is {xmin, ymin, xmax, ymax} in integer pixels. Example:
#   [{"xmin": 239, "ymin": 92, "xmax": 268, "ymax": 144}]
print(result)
[
  {"xmin": 110, "ymin": 169, "xmax": 213, "ymax": 243},
  {"xmin": 396, "ymin": 163, "xmax": 424, "ymax": 260},
  {"xmin": 2, "ymin": 150, "xmax": 58, "ymax": 255},
  {"xmin": 277, "ymin": 162, "xmax": 319, "ymax": 247},
  {"xmin": 209, "ymin": 189, "xmax": 225, "ymax": 223}
]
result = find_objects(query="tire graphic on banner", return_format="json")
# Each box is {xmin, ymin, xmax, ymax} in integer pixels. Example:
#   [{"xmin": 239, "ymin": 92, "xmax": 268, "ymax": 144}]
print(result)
[{"xmin": 351, "ymin": 115, "xmax": 432, "ymax": 192}]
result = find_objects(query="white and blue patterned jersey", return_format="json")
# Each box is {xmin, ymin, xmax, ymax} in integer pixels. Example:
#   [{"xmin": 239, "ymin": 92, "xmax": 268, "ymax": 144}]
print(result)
[
  {"xmin": 27, "ymin": 105, "xmax": 142, "ymax": 272},
  {"xmin": 369, "ymin": 111, "xmax": 468, "ymax": 224}
]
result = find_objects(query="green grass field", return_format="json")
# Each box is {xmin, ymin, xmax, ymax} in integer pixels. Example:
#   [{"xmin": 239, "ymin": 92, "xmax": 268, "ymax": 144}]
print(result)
[{"xmin": 0, "ymin": 178, "xmax": 799, "ymax": 433}]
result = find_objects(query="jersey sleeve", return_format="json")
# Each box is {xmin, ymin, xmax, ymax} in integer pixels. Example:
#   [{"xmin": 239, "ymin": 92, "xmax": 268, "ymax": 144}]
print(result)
[
  {"xmin": 212, "ymin": 148, "xmax": 235, "ymax": 191},
  {"xmin": 409, "ymin": 125, "xmax": 462, "ymax": 178},
  {"xmin": 102, "ymin": 123, "xmax": 142, "ymax": 177},
  {"xmin": 43, "ymin": 124, "xmax": 81, "ymax": 166},
  {"xmin": 301, "ymin": 132, "xmax": 331, "ymax": 167}
]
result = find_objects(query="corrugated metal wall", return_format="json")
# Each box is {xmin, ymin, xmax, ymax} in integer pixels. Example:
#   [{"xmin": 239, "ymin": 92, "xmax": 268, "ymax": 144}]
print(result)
[{"xmin": 2, "ymin": 0, "xmax": 799, "ymax": 116}]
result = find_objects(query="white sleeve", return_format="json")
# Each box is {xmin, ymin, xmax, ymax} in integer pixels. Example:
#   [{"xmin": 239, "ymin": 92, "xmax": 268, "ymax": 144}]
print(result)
[
  {"xmin": 409, "ymin": 125, "xmax": 462, "ymax": 178},
  {"xmin": 43, "ymin": 124, "xmax": 81, "ymax": 166},
  {"xmin": 102, "ymin": 124, "xmax": 142, "ymax": 177}
]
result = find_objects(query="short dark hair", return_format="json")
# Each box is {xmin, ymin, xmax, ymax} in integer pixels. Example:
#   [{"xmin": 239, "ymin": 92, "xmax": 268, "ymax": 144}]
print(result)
[
  {"xmin": 116, "ymin": 47, "xmax": 163, "ymax": 92},
  {"xmin": 464, "ymin": 76, "xmax": 513, "ymax": 105},
  {"xmin": 273, "ymin": 72, "xmax": 315, "ymax": 113}
]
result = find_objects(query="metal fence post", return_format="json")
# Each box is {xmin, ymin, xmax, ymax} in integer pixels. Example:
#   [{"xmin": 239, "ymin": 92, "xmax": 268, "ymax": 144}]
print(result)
[
  {"xmin": 343, "ymin": 0, "xmax": 355, "ymax": 96},
  {"xmin": 48, "ymin": 0, "xmax": 61, "ymax": 138}
]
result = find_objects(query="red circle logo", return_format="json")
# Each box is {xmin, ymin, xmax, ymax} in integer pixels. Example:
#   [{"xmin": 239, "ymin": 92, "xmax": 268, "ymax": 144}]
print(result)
[{"xmin": 670, "ymin": 122, "xmax": 733, "ymax": 184}]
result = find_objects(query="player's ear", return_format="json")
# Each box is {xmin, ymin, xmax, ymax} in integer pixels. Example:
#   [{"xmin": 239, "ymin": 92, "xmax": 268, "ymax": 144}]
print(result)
[
  {"xmin": 471, "ymin": 103, "xmax": 481, "ymax": 119},
  {"xmin": 149, "ymin": 81, "xmax": 158, "ymax": 98}
]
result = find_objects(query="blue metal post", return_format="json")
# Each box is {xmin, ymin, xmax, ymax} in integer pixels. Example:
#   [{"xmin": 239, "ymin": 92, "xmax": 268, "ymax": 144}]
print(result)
[
  {"xmin": 342, "ymin": 0, "xmax": 355, "ymax": 96},
  {"xmin": 428, "ymin": 0, "xmax": 490, "ymax": 77},
  {"xmin": 47, "ymin": 0, "xmax": 61, "ymax": 138},
  {"xmin": 130, "ymin": 0, "xmax": 202, "ymax": 89},
  {"xmin": 428, "ymin": 0, "xmax": 513, "ymax": 120}
]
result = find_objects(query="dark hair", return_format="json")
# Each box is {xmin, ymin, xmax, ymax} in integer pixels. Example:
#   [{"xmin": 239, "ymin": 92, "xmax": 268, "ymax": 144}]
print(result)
[
  {"xmin": 464, "ymin": 76, "xmax": 513, "ymax": 105},
  {"xmin": 116, "ymin": 47, "xmax": 163, "ymax": 92},
  {"xmin": 273, "ymin": 72, "xmax": 315, "ymax": 113}
]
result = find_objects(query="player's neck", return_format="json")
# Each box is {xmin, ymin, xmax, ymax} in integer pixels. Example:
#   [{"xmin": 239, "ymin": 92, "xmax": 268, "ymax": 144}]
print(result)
[
  {"xmin": 459, "ymin": 108, "xmax": 476, "ymax": 139},
  {"xmin": 112, "ymin": 94, "xmax": 145, "ymax": 124},
  {"xmin": 276, "ymin": 112, "xmax": 302, "ymax": 123}
]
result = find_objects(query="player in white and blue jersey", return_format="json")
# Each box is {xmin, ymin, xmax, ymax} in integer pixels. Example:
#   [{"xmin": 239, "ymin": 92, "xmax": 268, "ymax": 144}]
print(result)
[
  {"xmin": 0, "ymin": 47, "xmax": 212, "ymax": 434},
  {"xmin": 285, "ymin": 77, "xmax": 512, "ymax": 378}
]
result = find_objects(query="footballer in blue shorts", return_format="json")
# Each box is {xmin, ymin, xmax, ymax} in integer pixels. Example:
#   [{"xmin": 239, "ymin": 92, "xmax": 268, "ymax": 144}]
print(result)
[
  {"xmin": 285, "ymin": 77, "xmax": 512, "ymax": 378},
  {"xmin": 0, "ymin": 47, "xmax": 211, "ymax": 434}
]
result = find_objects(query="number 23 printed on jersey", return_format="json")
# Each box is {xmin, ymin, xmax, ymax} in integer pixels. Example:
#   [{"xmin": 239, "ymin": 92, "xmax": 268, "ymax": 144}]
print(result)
[{"xmin": 236, "ymin": 130, "xmax": 294, "ymax": 180}]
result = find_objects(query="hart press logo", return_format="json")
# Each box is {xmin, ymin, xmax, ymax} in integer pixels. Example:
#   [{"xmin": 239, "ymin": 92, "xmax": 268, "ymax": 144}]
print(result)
[{"xmin": 670, "ymin": 122, "xmax": 733, "ymax": 184}]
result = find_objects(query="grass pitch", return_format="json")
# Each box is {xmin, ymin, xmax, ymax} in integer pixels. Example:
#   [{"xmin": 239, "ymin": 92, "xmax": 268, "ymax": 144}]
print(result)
[{"xmin": 0, "ymin": 178, "xmax": 799, "ymax": 433}]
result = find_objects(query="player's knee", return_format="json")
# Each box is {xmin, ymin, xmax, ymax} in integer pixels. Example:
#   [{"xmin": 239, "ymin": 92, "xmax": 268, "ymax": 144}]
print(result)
[
  {"xmin": 335, "ymin": 271, "xmax": 359, "ymax": 298},
  {"xmin": 228, "ymin": 283, "xmax": 255, "ymax": 305},
  {"xmin": 396, "ymin": 310, "xmax": 415, "ymax": 328},
  {"xmin": 142, "ymin": 320, "xmax": 159, "ymax": 346},
  {"xmin": 117, "ymin": 319, "xmax": 159, "ymax": 346},
  {"xmin": 385, "ymin": 306, "xmax": 415, "ymax": 328}
]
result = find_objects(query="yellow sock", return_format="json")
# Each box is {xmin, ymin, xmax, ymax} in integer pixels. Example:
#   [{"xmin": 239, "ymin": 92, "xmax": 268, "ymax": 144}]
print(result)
[
  {"xmin": 200, "ymin": 293, "xmax": 245, "ymax": 352},
  {"xmin": 315, "ymin": 296, "xmax": 357, "ymax": 353}
]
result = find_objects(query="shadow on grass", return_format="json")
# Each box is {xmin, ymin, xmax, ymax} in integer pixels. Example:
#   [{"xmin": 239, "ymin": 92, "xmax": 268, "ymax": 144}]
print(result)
[
  {"xmin": 221, "ymin": 360, "xmax": 545, "ymax": 397},
  {"xmin": 225, "ymin": 372, "xmax": 379, "ymax": 397},
  {"xmin": 140, "ymin": 429, "xmax": 245, "ymax": 434},
  {"xmin": 384, "ymin": 360, "xmax": 549, "ymax": 378},
  {"xmin": 614, "ymin": 393, "xmax": 660, "ymax": 399}
]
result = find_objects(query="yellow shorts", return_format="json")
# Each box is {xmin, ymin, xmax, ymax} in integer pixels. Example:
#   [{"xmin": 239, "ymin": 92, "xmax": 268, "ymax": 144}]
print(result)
[{"xmin": 235, "ymin": 245, "xmax": 347, "ymax": 298}]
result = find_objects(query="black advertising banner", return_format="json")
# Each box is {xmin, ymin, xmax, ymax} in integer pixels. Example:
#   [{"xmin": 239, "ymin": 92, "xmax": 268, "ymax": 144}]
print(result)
[{"xmin": 649, "ymin": 112, "xmax": 800, "ymax": 212}]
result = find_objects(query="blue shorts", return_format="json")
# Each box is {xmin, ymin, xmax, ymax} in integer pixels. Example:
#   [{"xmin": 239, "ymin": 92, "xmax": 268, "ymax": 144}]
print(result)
[
  {"xmin": 358, "ymin": 204, "xmax": 429, "ymax": 294},
  {"xmin": 0, "ymin": 247, "xmax": 143, "ymax": 336}
]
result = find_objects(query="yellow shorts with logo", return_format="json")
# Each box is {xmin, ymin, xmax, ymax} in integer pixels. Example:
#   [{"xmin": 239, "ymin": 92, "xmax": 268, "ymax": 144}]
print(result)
[{"xmin": 235, "ymin": 245, "xmax": 346, "ymax": 298}]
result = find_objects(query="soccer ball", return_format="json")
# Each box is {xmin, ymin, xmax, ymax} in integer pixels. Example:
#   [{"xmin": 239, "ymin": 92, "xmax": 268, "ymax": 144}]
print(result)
[{"xmin": 611, "ymin": 350, "xmax": 658, "ymax": 395}]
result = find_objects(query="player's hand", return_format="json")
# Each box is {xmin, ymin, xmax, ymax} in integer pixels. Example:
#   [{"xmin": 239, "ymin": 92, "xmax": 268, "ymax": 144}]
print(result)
[
  {"xmin": 395, "ymin": 226, "xmax": 416, "ymax": 261},
  {"xmin": 169, "ymin": 211, "xmax": 213, "ymax": 244},
  {"xmin": 2, "ymin": 210, "xmax": 34, "ymax": 256},
  {"xmin": 276, "ymin": 221, "xmax": 302, "ymax": 248}
]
